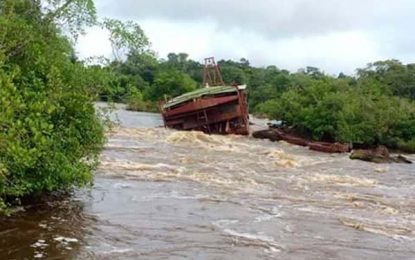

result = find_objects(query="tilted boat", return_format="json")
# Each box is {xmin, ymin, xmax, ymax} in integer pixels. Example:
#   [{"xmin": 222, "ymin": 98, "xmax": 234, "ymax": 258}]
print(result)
[{"xmin": 160, "ymin": 57, "xmax": 249, "ymax": 135}]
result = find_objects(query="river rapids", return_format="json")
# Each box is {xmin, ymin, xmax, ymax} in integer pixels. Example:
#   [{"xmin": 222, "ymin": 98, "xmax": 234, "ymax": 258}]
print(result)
[{"xmin": 1, "ymin": 104, "xmax": 415, "ymax": 259}]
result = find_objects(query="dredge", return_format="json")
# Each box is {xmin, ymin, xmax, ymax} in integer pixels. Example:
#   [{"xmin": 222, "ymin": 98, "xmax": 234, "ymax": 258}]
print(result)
[{"xmin": 160, "ymin": 57, "xmax": 249, "ymax": 135}]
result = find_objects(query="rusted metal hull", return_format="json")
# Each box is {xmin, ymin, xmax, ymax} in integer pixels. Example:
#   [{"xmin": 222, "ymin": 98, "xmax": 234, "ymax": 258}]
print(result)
[
  {"xmin": 160, "ymin": 87, "xmax": 249, "ymax": 135},
  {"xmin": 252, "ymin": 128, "xmax": 351, "ymax": 153},
  {"xmin": 273, "ymin": 128, "xmax": 308, "ymax": 146},
  {"xmin": 308, "ymin": 142, "xmax": 351, "ymax": 153}
]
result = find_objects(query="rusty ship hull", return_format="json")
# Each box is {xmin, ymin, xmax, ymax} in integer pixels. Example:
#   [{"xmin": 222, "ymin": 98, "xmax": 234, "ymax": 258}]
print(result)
[{"xmin": 160, "ymin": 85, "xmax": 249, "ymax": 135}]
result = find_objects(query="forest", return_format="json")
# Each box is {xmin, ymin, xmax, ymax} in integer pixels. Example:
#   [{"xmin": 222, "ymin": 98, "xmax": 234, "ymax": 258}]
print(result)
[
  {"xmin": 1, "ymin": 0, "xmax": 414, "ymax": 213},
  {"xmin": 100, "ymin": 52, "xmax": 415, "ymax": 153}
]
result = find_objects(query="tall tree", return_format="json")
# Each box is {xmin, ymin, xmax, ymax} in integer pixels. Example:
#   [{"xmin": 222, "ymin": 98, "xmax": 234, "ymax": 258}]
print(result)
[{"xmin": 0, "ymin": 0, "xmax": 105, "ymax": 212}]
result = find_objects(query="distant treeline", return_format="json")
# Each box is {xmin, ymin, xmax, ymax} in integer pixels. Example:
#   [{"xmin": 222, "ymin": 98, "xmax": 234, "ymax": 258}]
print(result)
[{"xmin": 95, "ymin": 53, "xmax": 415, "ymax": 152}]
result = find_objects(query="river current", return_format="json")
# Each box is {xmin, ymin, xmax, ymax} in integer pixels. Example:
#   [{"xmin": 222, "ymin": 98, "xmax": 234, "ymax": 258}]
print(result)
[{"xmin": 1, "ymin": 104, "xmax": 415, "ymax": 259}]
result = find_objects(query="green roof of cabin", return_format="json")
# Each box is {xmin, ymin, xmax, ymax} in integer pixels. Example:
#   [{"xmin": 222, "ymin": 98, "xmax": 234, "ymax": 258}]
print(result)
[{"xmin": 163, "ymin": 86, "xmax": 237, "ymax": 109}]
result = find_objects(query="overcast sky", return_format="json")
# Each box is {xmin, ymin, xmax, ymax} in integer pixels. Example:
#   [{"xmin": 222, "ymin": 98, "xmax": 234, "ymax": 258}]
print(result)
[{"xmin": 76, "ymin": 0, "xmax": 415, "ymax": 74}]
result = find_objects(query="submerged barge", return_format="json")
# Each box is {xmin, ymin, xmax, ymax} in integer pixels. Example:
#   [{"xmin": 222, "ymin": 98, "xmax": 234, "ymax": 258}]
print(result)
[{"xmin": 160, "ymin": 58, "xmax": 249, "ymax": 135}]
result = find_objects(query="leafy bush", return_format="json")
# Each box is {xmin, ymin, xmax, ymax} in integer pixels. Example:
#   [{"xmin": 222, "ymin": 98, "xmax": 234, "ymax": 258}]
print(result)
[
  {"xmin": 0, "ymin": 0, "xmax": 105, "ymax": 212},
  {"xmin": 126, "ymin": 88, "xmax": 158, "ymax": 112},
  {"xmin": 257, "ymin": 72, "xmax": 415, "ymax": 150},
  {"xmin": 397, "ymin": 139, "xmax": 415, "ymax": 153},
  {"xmin": 144, "ymin": 69, "xmax": 197, "ymax": 101}
]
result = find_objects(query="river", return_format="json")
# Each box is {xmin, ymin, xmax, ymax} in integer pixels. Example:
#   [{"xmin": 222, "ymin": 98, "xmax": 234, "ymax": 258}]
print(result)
[{"xmin": 1, "ymin": 104, "xmax": 415, "ymax": 259}]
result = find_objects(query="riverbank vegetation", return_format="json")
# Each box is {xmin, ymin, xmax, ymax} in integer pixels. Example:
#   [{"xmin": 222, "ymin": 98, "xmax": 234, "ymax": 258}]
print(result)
[
  {"xmin": 255, "ymin": 61, "xmax": 415, "ymax": 152},
  {"xmin": 0, "ymin": 0, "xmax": 109, "ymax": 213},
  {"xmin": 100, "ymin": 48, "xmax": 415, "ymax": 152}
]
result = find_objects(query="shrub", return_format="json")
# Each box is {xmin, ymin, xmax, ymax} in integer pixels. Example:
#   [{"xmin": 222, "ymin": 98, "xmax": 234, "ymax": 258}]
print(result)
[
  {"xmin": 258, "ymin": 73, "xmax": 415, "ymax": 148},
  {"xmin": 0, "ymin": 0, "xmax": 105, "ymax": 212}
]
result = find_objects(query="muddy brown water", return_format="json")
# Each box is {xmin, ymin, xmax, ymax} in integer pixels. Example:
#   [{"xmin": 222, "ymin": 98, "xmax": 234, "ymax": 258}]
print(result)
[{"xmin": 1, "ymin": 104, "xmax": 415, "ymax": 259}]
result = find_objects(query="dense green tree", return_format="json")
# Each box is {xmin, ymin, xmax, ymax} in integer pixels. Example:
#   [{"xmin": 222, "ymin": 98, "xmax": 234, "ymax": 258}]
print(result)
[
  {"xmin": 357, "ymin": 60, "xmax": 415, "ymax": 99},
  {"xmin": 162, "ymin": 53, "xmax": 203, "ymax": 83},
  {"xmin": 220, "ymin": 65, "xmax": 247, "ymax": 85},
  {"xmin": 0, "ymin": 0, "xmax": 106, "ymax": 212},
  {"xmin": 144, "ymin": 69, "xmax": 197, "ymax": 101},
  {"xmin": 257, "ymin": 68, "xmax": 415, "ymax": 151},
  {"xmin": 103, "ymin": 18, "xmax": 151, "ymax": 61},
  {"xmin": 218, "ymin": 59, "xmax": 249, "ymax": 85}
]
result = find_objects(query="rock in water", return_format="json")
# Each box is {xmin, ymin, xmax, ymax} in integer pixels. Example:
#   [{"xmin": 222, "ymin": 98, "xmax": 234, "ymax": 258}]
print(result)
[
  {"xmin": 395, "ymin": 155, "xmax": 413, "ymax": 164},
  {"xmin": 350, "ymin": 146, "xmax": 412, "ymax": 164},
  {"xmin": 252, "ymin": 130, "xmax": 282, "ymax": 142},
  {"xmin": 350, "ymin": 149, "xmax": 388, "ymax": 163}
]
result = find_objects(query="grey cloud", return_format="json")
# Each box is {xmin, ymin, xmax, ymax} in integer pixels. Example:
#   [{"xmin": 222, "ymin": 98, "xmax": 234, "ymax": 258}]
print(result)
[
  {"xmin": 97, "ymin": 0, "xmax": 415, "ymax": 39},
  {"xmin": 89, "ymin": 0, "xmax": 415, "ymax": 72}
]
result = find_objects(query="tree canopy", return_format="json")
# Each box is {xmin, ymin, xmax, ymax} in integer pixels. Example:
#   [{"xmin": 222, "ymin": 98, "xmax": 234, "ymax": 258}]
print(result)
[
  {"xmin": 99, "ymin": 48, "xmax": 415, "ymax": 152},
  {"xmin": 0, "ymin": 0, "xmax": 105, "ymax": 212}
]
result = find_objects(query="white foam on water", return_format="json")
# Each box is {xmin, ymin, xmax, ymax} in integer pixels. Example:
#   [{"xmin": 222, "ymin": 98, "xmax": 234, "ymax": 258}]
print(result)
[
  {"xmin": 223, "ymin": 229, "xmax": 275, "ymax": 243},
  {"xmin": 38, "ymin": 223, "xmax": 48, "ymax": 228},
  {"xmin": 31, "ymin": 240, "xmax": 48, "ymax": 249},
  {"xmin": 222, "ymin": 228, "xmax": 283, "ymax": 251},
  {"xmin": 212, "ymin": 219, "xmax": 240, "ymax": 228},
  {"xmin": 254, "ymin": 207, "xmax": 282, "ymax": 223},
  {"xmin": 266, "ymin": 149, "xmax": 299, "ymax": 168},
  {"xmin": 100, "ymin": 160, "xmax": 178, "ymax": 172},
  {"xmin": 113, "ymin": 183, "xmax": 132, "ymax": 189},
  {"xmin": 339, "ymin": 217, "xmax": 414, "ymax": 240},
  {"xmin": 141, "ymin": 190, "xmax": 219, "ymax": 202},
  {"xmin": 102, "ymin": 248, "xmax": 133, "ymax": 254},
  {"xmin": 264, "ymin": 246, "xmax": 281, "ymax": 254},
  {"xmin": 54, "ymin": 236, "xmax": 79, "ymax": 244},
  {"xmin": 166, "ymin": 131, "xmax": 241, "ymax": 152},
  {"xmin": 307, "ymin": 173, "xmax": 377, "ymax": 187}
]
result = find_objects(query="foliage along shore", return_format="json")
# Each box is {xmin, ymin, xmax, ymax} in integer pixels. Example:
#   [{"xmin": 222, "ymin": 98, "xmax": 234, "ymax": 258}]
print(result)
[
  {"xmin": 0, "ymin": 0, "xmax": 112, "ymax": 213},
  {"xmin": 103, "ymin": 53, "xmax": 415, "ymax": 153}
]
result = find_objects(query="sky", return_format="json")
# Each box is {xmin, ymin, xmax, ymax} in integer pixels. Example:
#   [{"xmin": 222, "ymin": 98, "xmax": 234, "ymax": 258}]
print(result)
[{"xmin": 76, "ymin": 0, "xmax": 415, "ymax": 74}]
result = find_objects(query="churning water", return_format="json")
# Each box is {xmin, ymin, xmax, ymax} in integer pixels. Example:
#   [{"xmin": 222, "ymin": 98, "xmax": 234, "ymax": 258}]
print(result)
[{"xmin": 1, "ymin": 104, "xmax": 415, "ymax": 259}]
